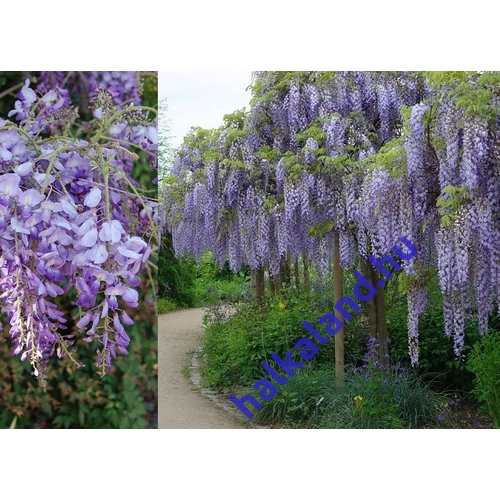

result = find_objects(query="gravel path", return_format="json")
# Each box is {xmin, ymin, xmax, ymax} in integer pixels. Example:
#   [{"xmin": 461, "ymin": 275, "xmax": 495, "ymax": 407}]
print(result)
[{"xmin": 158, "ymin": 308, "xmax": 244, "ymax": 429}]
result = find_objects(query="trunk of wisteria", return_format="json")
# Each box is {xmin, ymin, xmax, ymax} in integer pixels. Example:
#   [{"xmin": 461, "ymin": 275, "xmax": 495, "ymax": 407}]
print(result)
[
  {"xmin": 256, "ymin": 267, "xmax": 265, "ymax": 302},
  {"xmin": 365, "ymin": 260, "xmax": 389, "ymax": 363},
  {"xmin": 375, "ymin": 278, "xmax": 389, "ymax": 363},
  {"xmin": 269, "ymin": 270, "xmax": 276, "ymax": 296},
  {"xmin": 294, "ymin": 258, "xmax": 300, "ymax": 289},
  {"xmin": 280, "ymin": 255, "xmax": 291, "ymax": 286},
  {"xmin": 286, "ymin": 253, "xmax": 292, "ymax": 285},
  {"xmin": 365, "ymin": 260, "xmax": 378, "ymax": 342},
  {"xmin": 273, "ymin": 274, "xmax": 282, "ymax": 296},
  {"xmin": 302, "ymin": 253, "xmax": 310, "ymax": 291},
  {"xmin": 333, "ymin": 233, "xmax": 345, "ymax": 386}
]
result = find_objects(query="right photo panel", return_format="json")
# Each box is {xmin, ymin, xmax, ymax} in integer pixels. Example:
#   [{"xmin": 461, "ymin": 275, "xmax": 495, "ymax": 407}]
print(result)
[{"xmin": 158, "ymin": 71, "xmax": 499, "ymax": 430}]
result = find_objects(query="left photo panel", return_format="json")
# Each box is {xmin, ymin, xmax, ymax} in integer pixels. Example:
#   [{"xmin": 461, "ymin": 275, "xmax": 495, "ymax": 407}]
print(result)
[{"xmin": 0, "ymin": 72, "xmax": 158, "ymax": 428}]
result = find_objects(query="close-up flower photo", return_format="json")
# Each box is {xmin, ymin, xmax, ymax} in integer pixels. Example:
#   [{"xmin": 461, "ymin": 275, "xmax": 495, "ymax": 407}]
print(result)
[{"xmin": 0, "ymin": 71, "xmax": 158, "ymax": 429}]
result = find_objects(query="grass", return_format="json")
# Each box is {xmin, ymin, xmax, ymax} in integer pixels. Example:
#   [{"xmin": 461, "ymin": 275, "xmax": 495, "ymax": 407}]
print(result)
[{"xmin": 248, "ymin": 365, "xmax": 447, "ymax": 429}]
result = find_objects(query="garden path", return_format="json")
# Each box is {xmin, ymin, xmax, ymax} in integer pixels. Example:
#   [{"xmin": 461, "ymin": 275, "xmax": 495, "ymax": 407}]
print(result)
[{"xmin": 158, "ymin": 308, "xmax": 244, "ymax": 429}]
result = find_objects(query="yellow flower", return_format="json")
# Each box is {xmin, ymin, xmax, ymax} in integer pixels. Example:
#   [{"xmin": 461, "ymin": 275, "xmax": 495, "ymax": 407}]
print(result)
[
  {"xmin": 277, "ymin": 301, "xmax": 286, "ymax": 311},
  {"xmin": 354, "ymin": 395, "xmax": 363, "ymax": 409}
]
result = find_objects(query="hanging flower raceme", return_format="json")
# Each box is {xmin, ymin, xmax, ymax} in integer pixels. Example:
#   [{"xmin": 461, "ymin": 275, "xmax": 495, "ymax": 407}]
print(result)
[{"xmin": 0, "ymin": 76, "xmax": 157, "ymax": 382}]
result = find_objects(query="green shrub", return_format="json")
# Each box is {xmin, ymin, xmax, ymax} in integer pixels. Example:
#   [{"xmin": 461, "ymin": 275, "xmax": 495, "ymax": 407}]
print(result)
[
  {"xmin": 467, "ymin": 330, "xmax": 500, "ymax": 428},
  {"xmin": 158, "ymin": 233, "xmax": 197, "ymax": 307},
  {"xmin": 386, "ymin": 279, "xmax": 481, "ymax": 393},
  {"xmin": 199, "ymin": 283, "xmax": 368, "ymax": 388},
  {"xmin": 158, "ymin": 298, "xmax": 179, "ymax": 314},
  {"xmin": 193, "ymin": 276, "xmax": 250, "ymax": 306}
]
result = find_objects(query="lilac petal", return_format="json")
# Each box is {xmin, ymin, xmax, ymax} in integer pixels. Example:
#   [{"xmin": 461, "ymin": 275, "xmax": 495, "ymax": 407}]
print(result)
[
  {"xmin": 117, "ymin": 246, "xmax": 141, "ymax": 259},
  {"xmin": 91, "ymin": 244, "xmax": 108, "ymax": 264},
  {"xmin": 61, "ymin": 197, "xmax": 78, "ymax": 218},
  {"xmin": 146, "ymin": 126, "xmax": 157, "ymax": 144},
  {"xmin": 127, "ymin": 236, "xmax": 147, "ymax": 252},
  {"xmin": 84, "ymin": 187, "xmax": 102, "ymax": 208},
  {"xmin": 92, "ymin": 270, "xmax": 115, "ymax": 285},
  {"xmin": 110, "ymin": 220, "xmax": 123, "ymax": 243},
  {"xmin": 113, "ymin": 314, "xmax": 125, "ymax": 334},
  {"xmin": 34, "ymin": 172, "xmax": 56, "ymax": 186},
  {"xmin": 80, "ymin": 228, "xmax": 98, "ymax": 247},
  {"xmin": 50, "ymin": 229, "xmax": 73, "ymax": 245},
  {"xmin": 109, "ymin": 123, "xmax": 127, "ymax": 136},
  {"xmin": 41, "ymin": 201, "xmax": 62, "ymax": 212},
  {"xmin": 15, "ymin": 161, "xmax": 33, "ymax": 177},
  {"xmin": 77, "ymin": 218, "xmax": 95, "ymax": 236},
  {"xmin": 11, "ymin": 217, "xmax": 30, "ymax": 234},
  {"xmin": 0, "ymin": 146, "xmax": 13, "ymax": 161},
  {"xmin": 77, "ymin": 313, "xmax": 92, "ymax": 329},
  {"xmin": 76, "ymin": 277, "xmax": 91, "ymax": 294},
  {"xmin": 98, "ymin": 222, "xmax": 112, "ymax": 242},
  {"xmin": 0, "ymin": 173, "xmax": 21, "ymax": 197},
  {"xmin": 18, "ymin": 189, "xmax": 45, "ymax": 207},
  {"xmin": 72, "ymin": 253, "xmax": 89, "ymax": 267},
  {"xmin": 121, "ymin": 311, "xmax": 134, "ymax": 326},
  {"xmin": 42, "ymin": 90, "xmax": 58, "ymax": 103},
  {"xmin": 105, "ymin": 285, "xmax": 127, "ymax": 296},
  {"xmin": 20, "ymin": 80, "xmax": 37, "ymax": 103},
  {"xmin": 122, "ymin": 288, "xmax": 139, "ymax": 307},
  {"xmin": 101, "ymin": 299, "xmax": 109, "ymax": 319}
]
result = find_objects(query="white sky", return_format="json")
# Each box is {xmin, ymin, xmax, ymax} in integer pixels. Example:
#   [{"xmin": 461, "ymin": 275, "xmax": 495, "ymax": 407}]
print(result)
[{"xmin": 159, "ymin": 71, "xmax": 253, "ymax": 148}]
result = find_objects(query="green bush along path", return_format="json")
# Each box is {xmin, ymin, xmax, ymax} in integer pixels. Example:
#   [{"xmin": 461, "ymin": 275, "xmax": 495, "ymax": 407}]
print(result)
[{"xmin": 158, "ymin": 308, "xmax": 243, "ymax": 428}]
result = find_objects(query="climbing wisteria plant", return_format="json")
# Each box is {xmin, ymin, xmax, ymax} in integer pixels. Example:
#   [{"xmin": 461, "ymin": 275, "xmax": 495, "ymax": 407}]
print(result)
[
  {"xmin": 162, "ymin": 71, "xmax": 500, "ymax": 370},
  {"xmin": 0, "ymin": 73, "xmax": 157, "ymax": 384}
]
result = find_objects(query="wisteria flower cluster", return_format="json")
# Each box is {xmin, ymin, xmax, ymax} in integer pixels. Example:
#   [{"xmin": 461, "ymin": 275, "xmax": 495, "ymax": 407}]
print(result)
[{"xmin": 0, "ymin": 74, "xmax": 157, "ymax": 383}]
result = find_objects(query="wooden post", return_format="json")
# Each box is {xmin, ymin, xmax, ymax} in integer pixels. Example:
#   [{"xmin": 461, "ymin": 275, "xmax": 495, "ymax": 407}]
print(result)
[
  {"xmin": 333, "ymin": 233, "xmax": 345, "ymax": 386},
  {"xmin": 303, "ymin": 252, "xmax": 310, "ymax": 291},
  {"xmin": 364, "ymin": 259, "xmax": 389, "ymax": 364},
  {"xmin": 256, "ymin": 267, "xmax": 265, "ymax": 302},
  {"xmin": 375, "ymin": 275, "xmax": 389, "ymax": 364},
  {"xmin": 270, "ymin": 273, "xmax": 276, "ymax": 296},
  {"xmin": 294, "ymin": 257, "xmax": 300, "ymax": 289}
]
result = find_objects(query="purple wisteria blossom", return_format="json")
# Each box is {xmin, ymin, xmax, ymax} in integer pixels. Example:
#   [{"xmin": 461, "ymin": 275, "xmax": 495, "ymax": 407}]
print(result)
[{"xmin": 0, "ymin": 74, "xmax": 157, "ymax": 381}]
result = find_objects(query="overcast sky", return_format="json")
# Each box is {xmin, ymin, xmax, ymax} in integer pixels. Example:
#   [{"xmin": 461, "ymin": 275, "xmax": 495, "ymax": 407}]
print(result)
[{"xmin": 159, "ymin": 71, "xmax": 253, "ymax": 149}]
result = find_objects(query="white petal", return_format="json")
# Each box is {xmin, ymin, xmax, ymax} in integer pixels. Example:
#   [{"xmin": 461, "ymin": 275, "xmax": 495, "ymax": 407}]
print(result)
[
  {"xmin": 77, "ymin": 218, "xmax": 95, "ymax": 236},
  {"xmin": 93, "ymin": 244, "xmax": 108, "ymax": 264},
  {"xmin": 117, "ymin": 246, "xmax": 141, "ymax": 259},
  {"xmin": 15, "ymin": 161, "xmax": 33, "ymax": 177},
  {"xmin": 110, "ymin": 220, "xmax": 122, "ymax": 244},
  {"xmin": 80, "ymin": 228, "xmax": 98, "ymax": 247},
  {"xmin": 61, "ymin": 197, "xmax": 78, "ymax": 218},
  {"xmin": 84, "ymin": 187, "xmax": 102, "ymax": 208}
]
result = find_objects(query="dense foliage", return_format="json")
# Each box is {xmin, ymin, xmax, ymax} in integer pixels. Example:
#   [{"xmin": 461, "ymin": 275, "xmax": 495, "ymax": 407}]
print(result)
[{"xmin": 467, "ymin": 330, "xmax": 500, "ymax": 427}]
